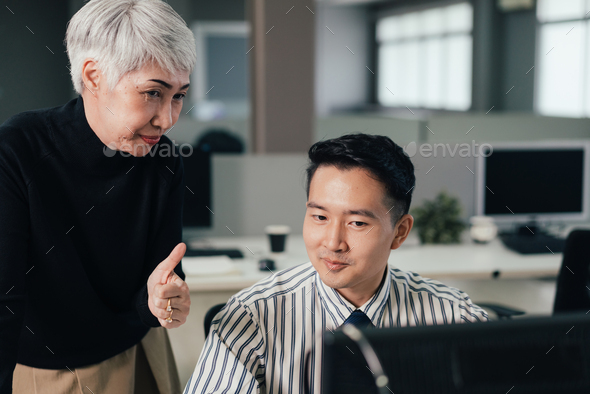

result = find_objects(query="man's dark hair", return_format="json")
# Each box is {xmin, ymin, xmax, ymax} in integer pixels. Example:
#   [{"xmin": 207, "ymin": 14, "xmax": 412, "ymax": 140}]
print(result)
[{"xmin": 305, "ymin": 133, "xmax": 415, "ymax": 226}]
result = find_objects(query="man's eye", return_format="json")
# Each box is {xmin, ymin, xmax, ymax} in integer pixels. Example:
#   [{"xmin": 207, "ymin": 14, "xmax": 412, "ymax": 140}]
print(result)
[
  {"xmin": 174, "ymin": 93, "xmax": 186, "ymax": 100},
  {"xmin": 352, "ymin": 221, "xmax": 366, "ymax": 227},
  {"xmin": 313, "ymin": 215, "xmax": 326, "ymax": 221}
]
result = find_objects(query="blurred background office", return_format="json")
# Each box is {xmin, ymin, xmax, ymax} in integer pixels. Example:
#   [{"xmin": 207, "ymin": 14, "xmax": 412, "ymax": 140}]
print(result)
[
  {"xmin": 2, "ymin": 0, "xmax": 590, "ymax": 384},
  {"xmin": 2, "ymin": 0, "xmax": 589, "ymax": 235}
]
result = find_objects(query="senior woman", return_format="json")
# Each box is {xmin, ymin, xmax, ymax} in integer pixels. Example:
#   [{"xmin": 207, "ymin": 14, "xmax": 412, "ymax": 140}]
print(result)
[{"xmin": 0, "ymin": 1, "xmax": 197, "ymax": 393}]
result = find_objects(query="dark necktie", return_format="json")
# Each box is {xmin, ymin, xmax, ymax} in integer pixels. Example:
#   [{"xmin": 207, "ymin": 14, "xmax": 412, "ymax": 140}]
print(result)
[{"xmin": 342, "ymin": 310, "xmax": 374, "ymax": 329}]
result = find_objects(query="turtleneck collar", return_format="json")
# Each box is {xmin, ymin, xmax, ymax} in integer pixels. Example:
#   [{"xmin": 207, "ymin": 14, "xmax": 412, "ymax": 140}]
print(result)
[{"xmin": 51, "ymin": 95, "xmax": 142, "ymax": 174}]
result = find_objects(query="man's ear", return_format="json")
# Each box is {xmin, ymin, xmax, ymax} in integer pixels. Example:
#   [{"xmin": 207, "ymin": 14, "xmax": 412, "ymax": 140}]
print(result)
[
  {"xmin": 390, "ymin": 214, "xmax": 414, "ymax": 250},
  {"xmin": 81, "ymin": 58, "xmax": 101, "ymax": 95}
]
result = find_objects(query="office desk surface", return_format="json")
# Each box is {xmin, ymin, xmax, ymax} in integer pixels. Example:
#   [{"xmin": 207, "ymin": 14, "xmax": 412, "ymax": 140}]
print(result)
[{"xmin": 183, "ymin": 234, "xmax": 562, "ymax": 292}]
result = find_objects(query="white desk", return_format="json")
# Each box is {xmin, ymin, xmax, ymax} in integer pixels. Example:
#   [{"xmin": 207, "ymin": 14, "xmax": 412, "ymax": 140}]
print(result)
[{"xmin": 183, "ymin": 234, "xmax": 563, "ymax": 292}]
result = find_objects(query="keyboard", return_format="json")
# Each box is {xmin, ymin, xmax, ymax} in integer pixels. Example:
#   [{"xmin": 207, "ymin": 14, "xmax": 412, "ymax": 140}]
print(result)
[
  {"xmin": 184, "ymin": 247, "xmax": 244, "ymax": 259},
  {"xmin": 499, "ymin": 232, "xmax": 565, "ymax": 254}
]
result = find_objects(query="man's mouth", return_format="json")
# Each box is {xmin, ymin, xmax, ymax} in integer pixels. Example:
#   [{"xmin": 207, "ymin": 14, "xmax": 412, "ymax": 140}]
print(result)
[{"xmin": 322, "ymin": 258, "xmax": 348, "ymax": 272}]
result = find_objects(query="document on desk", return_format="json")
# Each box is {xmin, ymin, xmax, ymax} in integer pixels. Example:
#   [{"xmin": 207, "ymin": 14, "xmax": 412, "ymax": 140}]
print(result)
[{"xmin": 182, "ymin": 256, "xmax": 241, "ymax": 276}]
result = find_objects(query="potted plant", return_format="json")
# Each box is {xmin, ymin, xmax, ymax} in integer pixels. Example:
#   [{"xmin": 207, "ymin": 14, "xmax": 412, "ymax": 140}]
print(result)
[{"xmin": 411, "ymin": 191, "xmax": 466, "ymax": 244}]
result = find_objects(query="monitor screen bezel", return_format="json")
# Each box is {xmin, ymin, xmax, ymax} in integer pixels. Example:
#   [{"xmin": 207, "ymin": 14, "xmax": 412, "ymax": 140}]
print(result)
[{"xmin": 475, "ymin": 140, "xmax": 590, "ymax": 224}]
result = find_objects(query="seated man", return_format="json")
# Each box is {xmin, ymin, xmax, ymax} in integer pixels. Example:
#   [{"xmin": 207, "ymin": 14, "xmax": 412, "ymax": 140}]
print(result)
[{"xmin": 184, "ymin": 133, "xmax": 488, "ymax": 394}]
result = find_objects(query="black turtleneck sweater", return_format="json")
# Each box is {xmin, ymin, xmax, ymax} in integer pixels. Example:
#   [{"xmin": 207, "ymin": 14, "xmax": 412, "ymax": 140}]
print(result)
[{"xmin": 0, "ymin": 96, "xmax": 185, "ymax": 392}]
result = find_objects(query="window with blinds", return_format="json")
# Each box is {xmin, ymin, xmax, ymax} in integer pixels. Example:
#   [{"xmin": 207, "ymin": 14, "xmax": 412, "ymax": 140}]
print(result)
[
  {"xmin": 376, "ymin": 2, "xmax": 473, "ymax": 111},
  {"xmin": 536, "ymin": 0, "xmax": 590, "ymax": 118}
]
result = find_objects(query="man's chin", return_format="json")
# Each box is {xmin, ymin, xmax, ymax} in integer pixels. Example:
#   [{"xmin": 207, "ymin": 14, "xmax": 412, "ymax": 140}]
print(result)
[{"xmin": 318, "ymin": 274, "xmax": 348, "ymax": 290}]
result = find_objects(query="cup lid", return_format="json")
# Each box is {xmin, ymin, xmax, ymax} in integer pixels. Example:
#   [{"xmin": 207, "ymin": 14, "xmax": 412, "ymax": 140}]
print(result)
[{"xmin": 265, "ymin": 225, "xmax": 291, "ymax": 234}]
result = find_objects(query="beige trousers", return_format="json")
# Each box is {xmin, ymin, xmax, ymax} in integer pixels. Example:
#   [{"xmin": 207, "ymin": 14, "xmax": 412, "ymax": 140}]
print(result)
[{"xmin": 13, "ymin": 327, "xmax": 181, "ymax": 394}]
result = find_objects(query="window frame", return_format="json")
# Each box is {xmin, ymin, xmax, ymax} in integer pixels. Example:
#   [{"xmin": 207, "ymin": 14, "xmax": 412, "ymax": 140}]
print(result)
[{"xmin": 373, "ymin": 0, "xmax": 474, "ymax": 113}]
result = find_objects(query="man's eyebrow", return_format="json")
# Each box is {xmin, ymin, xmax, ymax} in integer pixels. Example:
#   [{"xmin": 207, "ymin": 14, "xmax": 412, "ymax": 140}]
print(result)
[
  {"xmin": 307, "ymin": 202, "xmax": 378, "ymax": 219},
  {"xmin": 306, "ymin": 201, "xmax": 326, "ymax": 210},
  {"xmin": 345, "ymin": 209, "xmax": 378, "ymax": 220},
  {"xmin": 148, "ymin": 79, "xmax": 190, "ymax": 90}
]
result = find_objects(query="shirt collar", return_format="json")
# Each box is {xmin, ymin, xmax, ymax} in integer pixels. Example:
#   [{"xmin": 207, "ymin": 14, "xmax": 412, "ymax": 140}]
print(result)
[{"xmin": 314, "ymin": 265, "xmax": 391, "ymax": 329}]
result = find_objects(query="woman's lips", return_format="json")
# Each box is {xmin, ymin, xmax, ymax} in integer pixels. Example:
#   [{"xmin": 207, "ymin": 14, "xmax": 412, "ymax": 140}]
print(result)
[
  {"xmin": 140, "ymin": 135, "xmax": 160, "ymax": 145},
  {"xmin": 323, "ymin": 258, "xmax": 348, "ymax": 272}
]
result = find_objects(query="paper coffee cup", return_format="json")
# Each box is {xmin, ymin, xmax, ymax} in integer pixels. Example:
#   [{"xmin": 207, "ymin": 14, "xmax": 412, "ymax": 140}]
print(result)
[{"xmin": 265, "ymin": 225, "xmax": 291, "ymax": 253}]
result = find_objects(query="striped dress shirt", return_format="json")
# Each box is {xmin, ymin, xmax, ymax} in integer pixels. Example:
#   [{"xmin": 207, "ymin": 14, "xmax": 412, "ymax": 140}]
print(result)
[{"xmin": 184, "ymin": 262, "xmax": 489, "ymax": 394}]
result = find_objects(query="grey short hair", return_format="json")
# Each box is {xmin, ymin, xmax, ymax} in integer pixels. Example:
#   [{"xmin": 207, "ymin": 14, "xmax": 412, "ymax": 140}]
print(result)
[{"xmin": 66, "ymin": 0, "xmax": 197, "ymax": 94}]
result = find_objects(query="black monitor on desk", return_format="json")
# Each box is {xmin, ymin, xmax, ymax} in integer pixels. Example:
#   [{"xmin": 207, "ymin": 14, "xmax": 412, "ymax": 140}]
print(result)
[
  {"xmin": 322, "ymin": 313, "xmax": 590, "ymax": 394},
  {"xmin": 181, "ymin": 148, "xmax": 212, "ymax": 228},
  {"xmin": 475, "ymin": 141, "xmax": 590, "ymax": 253},
  {"xmin": 180, "ymin": 148, "xmax": 244, "ymax": 258}
]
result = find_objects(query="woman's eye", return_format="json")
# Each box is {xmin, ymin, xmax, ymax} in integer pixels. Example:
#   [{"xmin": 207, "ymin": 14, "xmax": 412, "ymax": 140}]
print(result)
[
  {"xmin": 146, "ymin": 91, "xmax": 160, "ymax": 98},
  {"xmin": 173, "ymin": 93, "xmax": 186, "ymax": 100}
]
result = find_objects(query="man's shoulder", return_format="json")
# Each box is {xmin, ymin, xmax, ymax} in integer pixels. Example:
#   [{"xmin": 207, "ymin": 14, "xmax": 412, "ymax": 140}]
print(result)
[
  {"xmin": 388, "ymin": 266, "xmax": 472, "ymax": 304},
  {"xmin": 233, "ymin": 262, "xmax": 317, "ymax": 307}
]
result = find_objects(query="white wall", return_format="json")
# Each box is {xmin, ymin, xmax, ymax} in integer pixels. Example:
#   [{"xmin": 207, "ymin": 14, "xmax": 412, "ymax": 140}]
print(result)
[
  {"xmin": 427, "ymin": 113, "xmax": 590, "ymax": 143},
  {"xmin": 185, "ymin": 154, "xmax": 309, "ymax": 239}
]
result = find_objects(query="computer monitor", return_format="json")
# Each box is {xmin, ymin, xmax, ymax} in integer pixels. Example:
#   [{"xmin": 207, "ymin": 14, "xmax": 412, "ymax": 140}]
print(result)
[
  {"xmin": 322, "ymin": 313, "xmax": 590, "ymax": 394},
  {"xmin": 475, "ymin": 141, "xmax": 590, "ymax": 225},
  {"xmin": 181, "ymin": 148, "xmax": 212, "ymax": 228}
]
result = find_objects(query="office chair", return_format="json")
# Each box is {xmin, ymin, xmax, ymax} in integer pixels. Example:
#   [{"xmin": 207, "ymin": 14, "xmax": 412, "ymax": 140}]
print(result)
[
  {"xmin": 204, "ymin": 303, "xmax": 226, "ymax": 338},
  {"xmin": 553, "ymin": 229, "xmax": 590, "ymax": 314}
]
